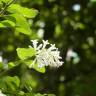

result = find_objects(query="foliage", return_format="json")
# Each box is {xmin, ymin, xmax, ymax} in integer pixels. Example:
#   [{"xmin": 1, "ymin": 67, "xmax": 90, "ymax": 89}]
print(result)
[
  {"xmin": 0, "ymin": 0, "xmax": 96, "ymax": 96},
  {"xmin": 0, "ymin": 0, "xmax": 54, "ymax": 95}
]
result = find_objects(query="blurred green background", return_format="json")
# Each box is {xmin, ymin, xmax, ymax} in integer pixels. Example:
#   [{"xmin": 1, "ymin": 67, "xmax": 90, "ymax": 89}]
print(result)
[{"xmin": 0, "ymin": 0, "xmax": 96, "ymax": 96}]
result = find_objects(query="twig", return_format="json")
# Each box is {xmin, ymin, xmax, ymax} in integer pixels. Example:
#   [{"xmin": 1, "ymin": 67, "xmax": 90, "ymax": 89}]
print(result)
[{"xmin": 0, "ymin": 0, "xmax": 17, "ymax": 15}]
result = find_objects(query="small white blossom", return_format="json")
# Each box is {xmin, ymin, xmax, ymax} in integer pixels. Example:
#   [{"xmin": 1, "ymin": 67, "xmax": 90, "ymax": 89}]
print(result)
[
  {"xmin": 30, "ymin": 40, "xmax": 63, "ymax": 68},
  {"xmin": 0, "ymin": 90, "xmax": 6, "ymax": 96}
]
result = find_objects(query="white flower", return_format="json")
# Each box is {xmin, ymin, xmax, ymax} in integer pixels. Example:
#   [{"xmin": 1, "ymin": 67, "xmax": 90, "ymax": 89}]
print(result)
[
  {"xmin": 29, "ymin": 40, "xmax": 63, "ymax": 68},
  {"xmin": 0, "ymin": 90, "xmax": 6, "ymax": 96}
]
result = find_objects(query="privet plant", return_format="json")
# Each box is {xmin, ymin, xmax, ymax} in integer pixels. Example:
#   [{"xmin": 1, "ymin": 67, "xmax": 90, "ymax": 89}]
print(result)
[{"xmin": 0, "ymin": 0, "xmax": 63, "ymax": 96}]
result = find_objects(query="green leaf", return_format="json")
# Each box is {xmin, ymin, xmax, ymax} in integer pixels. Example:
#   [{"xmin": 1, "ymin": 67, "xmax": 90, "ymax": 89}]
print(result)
[
  {"xmin": 8, "ymin": 62, "xmax": 16, "ymax": 69},
  {"xmin": 16, "ymin": 48, "xmax": 36, "ymax": 60},
  {"xmin": 7, "ymin": 4, "xmax": 21, "ymax": 13},
  {"xmin": 0, "ymin": 0, "xmax": 11, "ymax": 3},
  {"xmin": 13, "ymin": 14, "xmax": 32, "ymax": 35},
  {"xmin": 7, "ymin": 4, "xmax": 38, "ymax": 18},
  {"xmin": 0, "ymin": 23, "xmax": 5, "ymax": 28},
  {"xmin": 25, "ymin": 60, "xmax": 46, "ymax": 73},
  {"xmin": 0, "ymin": 76, "xmax": 20, "ymax": 91},
  {"xmin": 13, "ymin": 14, "xmax": 31, "ymax": 35},
  {"xmin": 10, "ymin": 14, "xmax": 32, "ymax": 35},
  {"xmin": 1, "ymin": 20, "xmax": 15, "ymax": 27},
  {"xmin": 34, "ymin": 93, "xmax": 44, "ymax": 96},
  {"xmin": 21, "ymin": 8, "xmax": 38, "ymax": 18},
  {"xmin": 33, "ymin": 63, "xmax": 46, "ymax": 73},
  {"xmin": 18, "ymin": 91, "xmax": 25, "ymax": 96},
  {"xmin": 0, "ymin": 62, "xmax": 3, "ymax": 69}
]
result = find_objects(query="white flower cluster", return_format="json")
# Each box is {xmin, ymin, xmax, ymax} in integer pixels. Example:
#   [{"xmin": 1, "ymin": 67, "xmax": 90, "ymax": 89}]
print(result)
[
  {"xmin": 0, "ymin": 90, "xmax": 6, "ymax": 96},
  {"xmin": 29, "ymin": 40, "xmax": 63, "ymax": 68}
]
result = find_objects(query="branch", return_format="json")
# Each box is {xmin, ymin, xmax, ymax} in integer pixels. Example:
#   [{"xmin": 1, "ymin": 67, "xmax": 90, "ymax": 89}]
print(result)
[{"xmin": 0, "ymin": 0, "xmax": 17, "ymax": 15}]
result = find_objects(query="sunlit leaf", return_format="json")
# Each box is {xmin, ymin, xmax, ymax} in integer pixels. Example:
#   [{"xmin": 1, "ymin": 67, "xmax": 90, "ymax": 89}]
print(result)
[
  {"xmin": 0, "ymin": 62, "xmax": 3, "ymax": 69},
  {"xmin": 7, "ymin": 4, "xmax": 38, "ymax": 18},
  {"xmin": 0, "ymin": 23, "xmax": 5, "ymax": 27},
  {"xmin": 26, "ymin": 60, "xmax": 46, "ymax": 73},
  {"xmin": 8, "ymin": 62, "xmax": 16, "ymax": 69},
  {"xmin": 1, "ymin": 20, "xmax": 15, "ymax": 27},
  {"xmin": 4, "ymin": 14, "xmax": 32, "ymax": 35},
  {"xmin": 9, "ymin": 14, "xmax": 32, "ymax": 35},
  {"xmin": 16, "ymin": 48, "xmax": 36, "ymax": 60},
  {"xmin": 32, "ymin": 63, "xmax": 46, "ymax": 73},
  {"xmin": 0, "ymin": 0, "xmax": 11, "ymax": 3}
]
